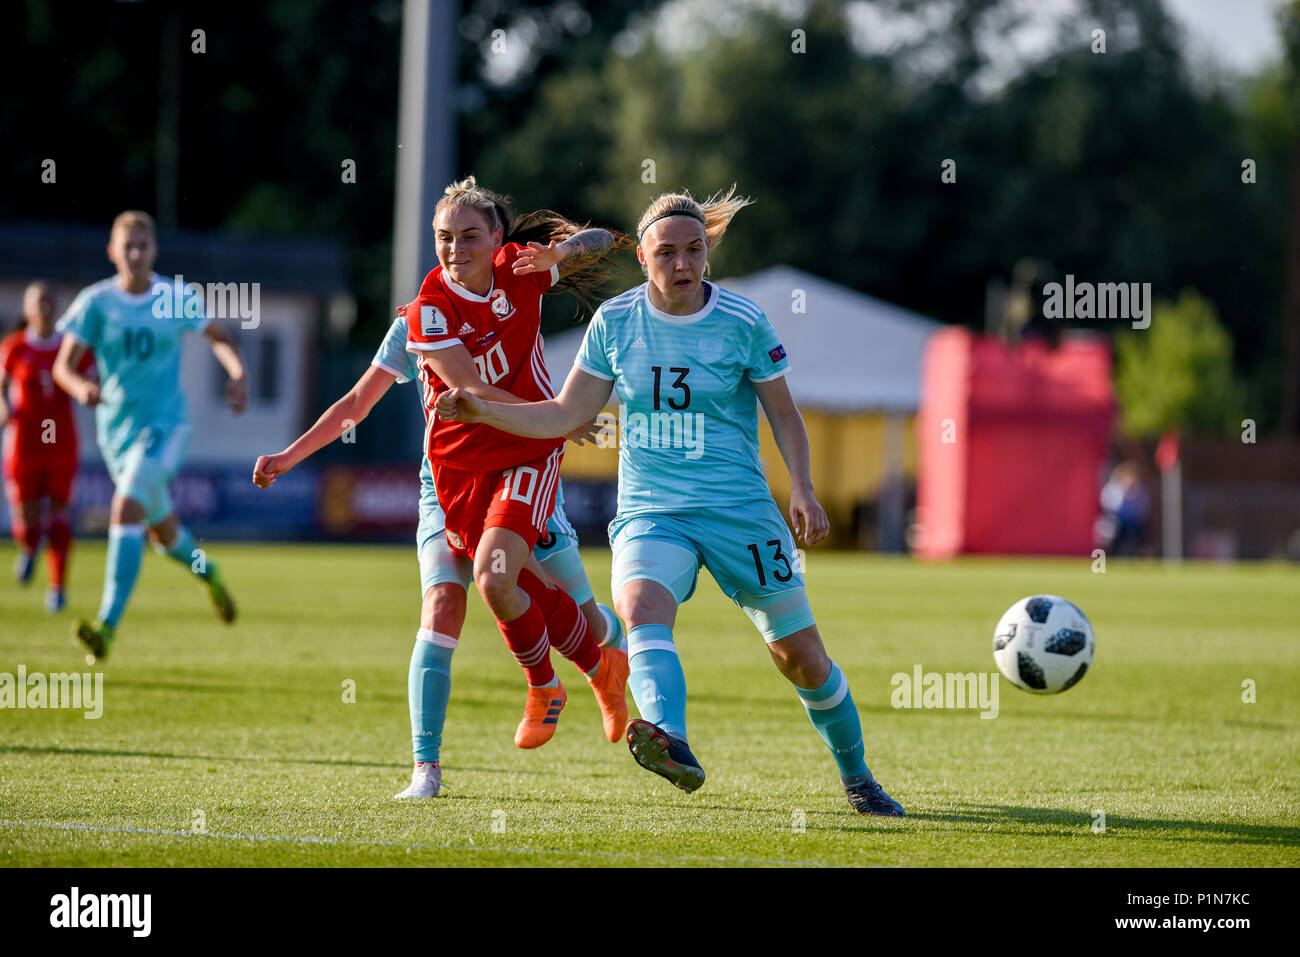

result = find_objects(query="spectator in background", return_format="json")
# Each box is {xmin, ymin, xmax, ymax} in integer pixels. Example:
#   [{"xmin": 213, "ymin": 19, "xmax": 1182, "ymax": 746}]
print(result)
[{"xmin": 1099, "ymin": 462, "xmax": 1150, "ymax": 556}]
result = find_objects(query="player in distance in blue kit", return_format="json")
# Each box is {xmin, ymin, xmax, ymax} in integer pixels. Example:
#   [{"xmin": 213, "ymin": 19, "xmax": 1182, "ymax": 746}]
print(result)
[
  {"xmin": 436, "ymin": 188, "xmax": 904, "ymax": 816},
  {"xmin": 53, "ymin": 211, "xmax": 246, "ymax": 663}
]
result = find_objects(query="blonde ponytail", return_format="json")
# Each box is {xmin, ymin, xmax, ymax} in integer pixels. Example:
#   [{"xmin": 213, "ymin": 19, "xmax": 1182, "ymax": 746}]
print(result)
[
  {"xmin": 434, "ymin": 175, "xmax": 510, "ymax": 235},
  {"xmin": 636, "ymin": 185, "xmax": 752, "ymax": 246},
  {"xmin": 435, "ymin": 175, "xmax": 632, "ymax": 316}
]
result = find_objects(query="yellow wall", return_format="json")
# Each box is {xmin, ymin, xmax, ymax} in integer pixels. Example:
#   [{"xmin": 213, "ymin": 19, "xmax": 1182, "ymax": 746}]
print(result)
[
  {"xmin": 757, "ymin": 409, "xmax": 917, "ymax": 511},
  {"xmin": 559, "ymin": 407, "xmax": 918, "ymax": 539},
  {"xmin": 556, "ymin": 404, "xmax": 622, "ymax": 479}
]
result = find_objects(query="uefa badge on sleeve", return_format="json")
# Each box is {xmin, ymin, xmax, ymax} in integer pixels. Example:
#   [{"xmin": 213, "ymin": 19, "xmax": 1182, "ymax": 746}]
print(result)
[{"xmin": 421, "ymin": 305, "xmax": 449, "ymax": 336}]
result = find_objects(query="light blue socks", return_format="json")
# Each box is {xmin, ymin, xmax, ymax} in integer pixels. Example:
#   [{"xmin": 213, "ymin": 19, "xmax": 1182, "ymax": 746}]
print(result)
[
  {"xmin": 97, "ymin": 524, "xmax": 145, "ymax": 626},
  {"xmin": 795, "ymin": 661, "xmax": 871, "ymax": 786},
  {"xmin": 627, "ymin": 624, "xmax": 688, "ymax": 740},
  {"xmin": 409, "ymin": 629, "xmax": 456, "ymax": 763},
  {"xmin": 158, "ymin": 524, "xmax": 212, "ymax": 580}
]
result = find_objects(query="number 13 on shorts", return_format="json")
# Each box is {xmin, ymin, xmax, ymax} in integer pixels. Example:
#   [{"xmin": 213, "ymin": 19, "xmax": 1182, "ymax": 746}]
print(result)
[{"xmin": 746, "ymin": 539, "xmax": 796, "ymax": 587}]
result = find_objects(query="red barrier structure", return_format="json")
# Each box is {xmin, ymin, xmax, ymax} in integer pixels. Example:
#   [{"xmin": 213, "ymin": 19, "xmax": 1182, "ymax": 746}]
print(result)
[{"xmin": 916, "ymin": 328, "xmax": 1116, "ymax": 558}]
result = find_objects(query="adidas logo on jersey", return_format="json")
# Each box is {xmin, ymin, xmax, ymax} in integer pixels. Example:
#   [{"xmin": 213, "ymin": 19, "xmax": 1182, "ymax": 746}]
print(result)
[
  {"xmin": 458, "ymin": 322, "xmax": 475, "ymax": 337},
  {"xmin": 631, "ymin": 336, "xmax": 647, "ymax": 349}
]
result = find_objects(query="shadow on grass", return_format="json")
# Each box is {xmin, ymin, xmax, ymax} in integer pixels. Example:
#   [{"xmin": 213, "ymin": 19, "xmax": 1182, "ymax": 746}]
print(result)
[
  {"xmin": 813, "ymin": 802, "xmax": 1300, "ymax": 847},
  {"xmin": 688, "ymin": 695, "xmax": 1296, "ymax": 731},
  {"xmin": 0, "ymin": 743, "xmax": 545, "ymax": 776},
  {"xmin": 991, "ymin": 710, "xmax": 1297, "ymax": 732},
  {"xmin": 100, "ymin": 679, "xmax": 511, "ymax": 709}
]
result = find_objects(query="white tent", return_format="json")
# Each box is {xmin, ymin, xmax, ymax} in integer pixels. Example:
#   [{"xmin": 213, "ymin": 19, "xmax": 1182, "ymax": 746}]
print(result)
[{"xmin": 542, "ymin": 265, "xmax": 938, "ymax": 411}]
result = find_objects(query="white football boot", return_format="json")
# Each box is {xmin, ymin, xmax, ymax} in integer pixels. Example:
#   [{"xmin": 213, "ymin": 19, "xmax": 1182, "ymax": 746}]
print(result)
[{"xmin": 394, "ymin": 761, "xmax": 441, "ymax": 799}]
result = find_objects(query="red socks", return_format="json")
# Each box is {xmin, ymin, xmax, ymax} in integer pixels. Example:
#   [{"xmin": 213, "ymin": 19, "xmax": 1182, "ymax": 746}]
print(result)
[
  {"xmin": 496, "ymin": 570, "xmax": 603, "ymax": 687},
  {"xmin": 518, "ymin": 568, "xmax": 601, "ymax": 674},
  {"xmin": 14, "ymin": 518, "xmax": 40, "ymax": 554},
  {"xmin": 47, "ymin": 517, "xmax": 71, "ymax": 588},
  {"xmin": 496, "ymin": 598, "xmax": 555, "ymax": 687}
]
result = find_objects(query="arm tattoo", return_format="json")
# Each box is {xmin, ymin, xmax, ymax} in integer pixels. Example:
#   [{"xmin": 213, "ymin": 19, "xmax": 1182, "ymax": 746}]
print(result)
[{"xmin": 556, "ymin": 228, "xmax": 614, "ymax": 261}]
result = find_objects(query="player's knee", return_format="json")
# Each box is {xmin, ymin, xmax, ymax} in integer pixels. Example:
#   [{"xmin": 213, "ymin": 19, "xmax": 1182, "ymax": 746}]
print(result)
[
  {"xmin": 110, "ymin": 496, "xmax": 144, "ymax": 525},
  {"xmin": 614, "ymin": 591, "xmax": 649, "ymax": 628},
  {"xmin": 775, "ymin": 655, "xmax": 826, "ymax": 689},
  {"xmin": 770, "ymin": 633, "xmax": 831, "ymax": 688},
  {"xmin": 423, "ymin": 584, "xmax": 466, "ymax": 634},
  {"xmin": 474, "ymin": 568, "xmax": 517, "ymax": 616},
  {"xmin": 615, "ymin": 583, "xmax": 674, "ymax": 628}
]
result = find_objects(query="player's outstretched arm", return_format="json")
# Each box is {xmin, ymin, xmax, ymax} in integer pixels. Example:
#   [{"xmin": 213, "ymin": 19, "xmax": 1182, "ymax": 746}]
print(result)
[
  {"xmin": 755, "ymin": 375, "xmax": 829, "ymax": 546},
  {"xmin": 512, "ymin": 229, "xmax": 616, "ymax": 280},
  {"xmin": 417, "ymin": 340, "xmax": 545, "ymax": 407},
  {"xmin": 204, "ymin": 323, "xmax": 248, "ymax": 415},
  {"xmin": 253, "ymin": 365, "xmax": 397, "ymax": 488},
  {"xmin": 436, "ymin": 364, "xmax": 613, "ymax": 440},
  {"xmin": 51, "ymin": 336, "xmax": 100, "ymax": 407}
]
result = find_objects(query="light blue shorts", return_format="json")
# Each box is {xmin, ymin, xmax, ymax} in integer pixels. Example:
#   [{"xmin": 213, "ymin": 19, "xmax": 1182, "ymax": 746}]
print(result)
[
  {"xmin": 608, "ymin": 500, "xmax": 816, "ymax": 643},
  {"xmin": 417, "ymin": 476, "xmax": 584, "ymax": 597},
  {"xmin": 106, "ymin": 424, "xmax": 190, "ymax": 526}
]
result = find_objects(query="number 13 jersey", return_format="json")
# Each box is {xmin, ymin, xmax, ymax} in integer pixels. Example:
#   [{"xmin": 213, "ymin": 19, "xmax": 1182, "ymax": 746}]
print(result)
[
  {"xmin": 405, "ymin": 242, "xmax": 563, "ymax": 472},
  {"xmin": 574, "ymin": 281, "xmax": 791, "ymax": 517}
]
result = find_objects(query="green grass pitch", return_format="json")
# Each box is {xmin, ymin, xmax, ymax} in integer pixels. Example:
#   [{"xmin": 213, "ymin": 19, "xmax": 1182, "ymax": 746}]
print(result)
[{"xmin": 1, "ymin": 541, "xmax": 1297, "ymax": 867}]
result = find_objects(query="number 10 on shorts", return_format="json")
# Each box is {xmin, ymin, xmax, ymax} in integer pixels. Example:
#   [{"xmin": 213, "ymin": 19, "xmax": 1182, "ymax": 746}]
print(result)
[{"xmin": 500, "ymin": 466, "xmax": 539, "ymax": 504}]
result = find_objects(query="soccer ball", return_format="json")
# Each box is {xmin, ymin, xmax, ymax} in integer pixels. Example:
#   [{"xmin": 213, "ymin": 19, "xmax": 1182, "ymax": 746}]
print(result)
[{"xmin": 992, "ymin": 595, "xmax": 1094, "ymax": 694}]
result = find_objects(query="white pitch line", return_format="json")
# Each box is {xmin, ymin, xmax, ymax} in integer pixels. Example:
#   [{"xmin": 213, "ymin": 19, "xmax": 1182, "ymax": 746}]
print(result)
[{"xmin": 0, "ymin": 819, "xmax": 831, "ymax": 868}]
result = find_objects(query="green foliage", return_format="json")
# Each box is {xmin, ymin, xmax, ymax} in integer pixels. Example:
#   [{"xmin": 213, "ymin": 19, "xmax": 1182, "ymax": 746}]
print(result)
[
  {"xmin": 1114, "ymin": 290, "xmax": 1246, "ymax": 437},
  {"xmin": 468, "ymin": 0, "xmax": 1283, "ymax": 410},
  {"xmin": 4, "ymin": 0, "xmax": 1291, "ymax": 426}
]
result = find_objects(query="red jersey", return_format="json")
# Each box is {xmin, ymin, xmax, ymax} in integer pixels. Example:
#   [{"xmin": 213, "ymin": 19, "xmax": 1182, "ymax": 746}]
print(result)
[
  {"xmin": 0, "ymin": 329, "xmax": 94, "ymax": 474},
  {"xmin": 405, "ymin": 242, "xmax": 564, "ymax": 472}
]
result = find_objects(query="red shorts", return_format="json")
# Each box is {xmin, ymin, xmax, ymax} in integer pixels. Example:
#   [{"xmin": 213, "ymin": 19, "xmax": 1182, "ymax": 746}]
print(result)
[
  {"xmin": 432, "ymin": 448, "xmax": 563, "ymax": 559},
  {"xmin": 3, "ymin": 461, "xmax": 76, "ymax": 506}
]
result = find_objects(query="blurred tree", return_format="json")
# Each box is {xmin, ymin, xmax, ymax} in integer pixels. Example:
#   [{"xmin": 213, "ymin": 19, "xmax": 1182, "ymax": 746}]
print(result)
[
  {"xmin": 1113, "ymin": 290, "xmax": 1246, "ymax": 437},
  {"xmin": 467, "ymin": 0, "xmax": 1291, "ymax": 427},
  {"xmin": 2, "ymin": 0, "xmax": 1291, "ymax": 433}
]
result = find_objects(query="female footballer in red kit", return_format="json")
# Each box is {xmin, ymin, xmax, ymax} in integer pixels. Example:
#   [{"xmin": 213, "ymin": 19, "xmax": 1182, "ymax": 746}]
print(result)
[{"xmin": 405, "ymin": 177, "xmax": 631, "ymax": 750}]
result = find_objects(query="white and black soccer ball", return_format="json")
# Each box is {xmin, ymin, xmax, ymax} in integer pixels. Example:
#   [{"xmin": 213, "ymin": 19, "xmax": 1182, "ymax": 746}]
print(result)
[{"xmin": 992, "ymin": 595, "xmax": 1094, "ymax": 694}]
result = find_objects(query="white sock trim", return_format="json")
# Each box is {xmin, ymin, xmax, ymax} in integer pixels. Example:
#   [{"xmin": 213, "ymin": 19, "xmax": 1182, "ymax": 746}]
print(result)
[
  {"xmin": 799, "ymin": 669, "xmax": 850, "ymax": 711},
  {"xmin": 417, "ymin": 628, "xmax": 459, "ymax": 650},
  {"xmin": 108, "ymin": 524, "xmax": 146, "ymax": 540},
  {"xmin": 628, "ymin": 639, "xmax": 678, "ymax": 658},
  {"xmin": 598, "ymin": 604, "xmax": 621, "ymax": 646}
]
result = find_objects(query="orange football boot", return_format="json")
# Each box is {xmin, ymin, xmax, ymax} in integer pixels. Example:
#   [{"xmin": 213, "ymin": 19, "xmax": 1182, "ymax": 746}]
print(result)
[
  {"xmin": 514, "ymin": 681, "xmax": 567, "ymax": 749},
  {"xmin": 586, "ymin": 646, "xmax": 630, "ymax": 743}
]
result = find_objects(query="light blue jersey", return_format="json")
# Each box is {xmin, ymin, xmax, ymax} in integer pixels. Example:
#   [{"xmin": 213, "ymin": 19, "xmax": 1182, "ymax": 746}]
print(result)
[
  {"xmin": 57, "ymin": 274, "xmax": 209, "ymax": 460},
  {"xmin": 575, "ymin": 281, "xmax": 789, "ymax": 517},
  {"xmin": 370, "ymin": 313, "xmax": 434, "ymax": 489}
]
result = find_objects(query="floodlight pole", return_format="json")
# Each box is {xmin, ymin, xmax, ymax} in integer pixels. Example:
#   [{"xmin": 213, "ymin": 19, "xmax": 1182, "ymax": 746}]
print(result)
[
  {"xmin": 391, "ymin": 0, "xmax": 458, "ymax": 308},
  {"xmin": 1161, "ymin": 461, "xmax": 1183, "ymax": 563}
]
